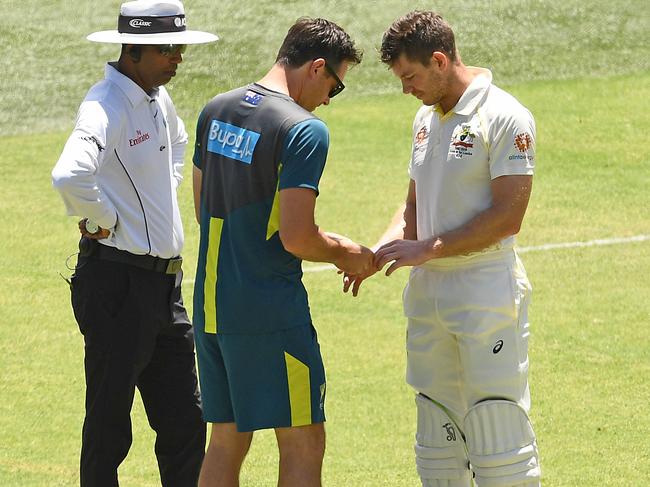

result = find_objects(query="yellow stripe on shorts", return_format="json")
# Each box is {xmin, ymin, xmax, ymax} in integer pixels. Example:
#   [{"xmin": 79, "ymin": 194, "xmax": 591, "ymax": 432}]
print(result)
[
  {"xmin": 204, "ymin": 217, "xmax": 224, "ymax": 334},
  {"xmin": 284, "ymin": 351, "xmax": 312, "ymax": 427}
]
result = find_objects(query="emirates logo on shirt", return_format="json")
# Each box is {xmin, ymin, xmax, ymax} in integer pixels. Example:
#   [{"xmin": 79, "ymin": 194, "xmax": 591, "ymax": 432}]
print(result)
[{"xmin": 129, "ymin": 130, "xmax": 151, "ymax": 147}]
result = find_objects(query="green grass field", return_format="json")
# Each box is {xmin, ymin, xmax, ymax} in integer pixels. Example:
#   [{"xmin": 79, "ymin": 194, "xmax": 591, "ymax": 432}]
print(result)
[{"xmin": 1, "ymin": 1, "xmax": 649, "ymax": 485}]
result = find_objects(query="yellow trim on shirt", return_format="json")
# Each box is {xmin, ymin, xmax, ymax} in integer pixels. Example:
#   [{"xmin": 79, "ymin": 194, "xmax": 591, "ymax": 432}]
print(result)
[
  {"xmin": 204, "ymin": 217, "xmax": 224, "ymax": 334},
  {"xmin": 284, "ymin": 351, "xmax": 312, "ymax": 426},
  {"xmin": 437, "ymin": 108, "xmax": 456, "ymax": 123},
  {"xmin": 266, "ymin": 164, "xmax": 282, "ymax": 240}
]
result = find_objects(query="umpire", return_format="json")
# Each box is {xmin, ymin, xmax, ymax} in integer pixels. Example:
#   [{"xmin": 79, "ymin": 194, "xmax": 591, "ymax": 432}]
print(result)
[{"xmin": 51, "ymin": 1, "xmax": 217, "ymax": 485}]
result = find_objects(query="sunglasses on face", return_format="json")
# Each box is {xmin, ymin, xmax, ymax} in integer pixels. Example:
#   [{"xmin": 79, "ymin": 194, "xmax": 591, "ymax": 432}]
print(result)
[
  {"xmin": 157, "ymin": 44, "xmax": 187, "ymax": 57},
  {"xmin": 324, "ymin": 62, "xmax": 345, "ymax": 98}
]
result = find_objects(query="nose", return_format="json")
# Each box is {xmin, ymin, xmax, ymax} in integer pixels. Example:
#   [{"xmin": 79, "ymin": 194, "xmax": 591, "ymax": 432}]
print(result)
[
  {"xmin": 322, "ymin": 97, "xmax": 331, "ymax": 106},
  {"xmin": 402, "ymin": 81, "xmax": 412, "ymax": 95},
  {"xmin": 170, "ymin": 52, "xmax": 183, "ymax": 64}
]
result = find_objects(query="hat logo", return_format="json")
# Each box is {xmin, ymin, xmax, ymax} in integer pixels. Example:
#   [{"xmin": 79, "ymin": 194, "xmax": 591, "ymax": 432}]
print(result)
[
  {"xmin": 174, "ymin": 17, "xmax": 186, "ymax": 27},
  {"xmin": 129, "ymin": 18, "xmax": 152, "ymax": 28}
]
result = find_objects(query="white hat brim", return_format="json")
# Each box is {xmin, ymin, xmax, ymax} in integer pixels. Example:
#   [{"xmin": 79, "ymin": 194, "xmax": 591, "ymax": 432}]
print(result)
[{"xmin": 87, "ymin": 30, "xmax": 218, "ymax": 44}]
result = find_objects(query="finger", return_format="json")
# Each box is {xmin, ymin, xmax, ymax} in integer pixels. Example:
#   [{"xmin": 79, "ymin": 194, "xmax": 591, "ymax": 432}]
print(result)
[
  {"xmin": 375, "ymin": 240, "xmax": 397, "ymax": 253},
  {"xmin": 373, "ymin": 246, "xmax": 392, "ymax": 260},
  {"xmin": 373, "ymin": 252, "xmax": 385, "ymax": 268},
  {"xmin": 375, "ymin": 252, "xmax": 398, "ymax": 270},
  {"xmin": 385, "ymin": 260, "xmax": 404, "ymax": 276},
  {"xmin": 343, "ymin": 275, "xmax": 353, "ymax": 293},
  {"xmin": 352, "ymin": 277, "xmax": 364, "ymax": 297}
]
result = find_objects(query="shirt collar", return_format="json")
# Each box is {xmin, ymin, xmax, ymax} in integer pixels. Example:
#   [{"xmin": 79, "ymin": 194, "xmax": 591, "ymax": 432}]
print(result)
[
  {"xmin": 105, "ymin": 63, "xmax": 159, "ymax": 107},
  {"xmin": 447, "ymin": 67, "xmax": 492, "ymax": 116}
]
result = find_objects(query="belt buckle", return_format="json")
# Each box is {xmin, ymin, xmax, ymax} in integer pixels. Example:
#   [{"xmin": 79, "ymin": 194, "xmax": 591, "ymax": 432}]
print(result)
[{"xmin": 165, "ymin": 257, "xmax": 183, "ymax": 274}]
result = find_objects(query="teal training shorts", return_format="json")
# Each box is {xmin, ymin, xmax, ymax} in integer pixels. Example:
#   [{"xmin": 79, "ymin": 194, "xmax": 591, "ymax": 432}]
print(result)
[{"xmin": 195, "ymin": 323, "xmax": 326, "ymax": 432}]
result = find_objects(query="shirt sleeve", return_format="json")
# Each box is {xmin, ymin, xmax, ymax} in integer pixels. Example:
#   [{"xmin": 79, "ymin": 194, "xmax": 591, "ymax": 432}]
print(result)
[
  {"xmin": 163, "ymin": 91, "xmax": 187, "ymax": 188},
  {"xmin": 278, "ymin": 118, "xmax": 329, "ymax": 194},
  {"xmin": 408, "ymin": 106, "xmax": 430, "ymax": 179},
  {"xmin": 51, "ymin": 99, "xmax": 120, "ymax": 230},
  {"xmin": 488, "ymin": 106, "xmax": 536, "ymax": 179}
]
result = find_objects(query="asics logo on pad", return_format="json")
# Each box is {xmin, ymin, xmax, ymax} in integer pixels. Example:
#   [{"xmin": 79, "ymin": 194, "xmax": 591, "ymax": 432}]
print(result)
[
  {"xmin": 493, "ymin": 339, "xmax": 504, "ymax": 354},
  {"xmin": 207, "ymin": 119, "xmax": 260, "ymax": 164}
]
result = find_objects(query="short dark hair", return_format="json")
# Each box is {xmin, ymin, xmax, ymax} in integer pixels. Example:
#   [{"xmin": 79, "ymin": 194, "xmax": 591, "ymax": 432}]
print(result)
[
  {"xmin": 276, "ymin": 17, "xmax": 363, "ymax": 69},
  {"xmin": 380, "ymin": 11, "xmax": 457, "ymax": 66}
]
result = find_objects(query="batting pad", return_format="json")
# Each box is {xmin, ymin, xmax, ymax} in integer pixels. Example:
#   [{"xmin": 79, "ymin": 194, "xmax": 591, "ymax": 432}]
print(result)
[
  {"xmin": 464, "ymin": 400, "xmax": 541, "ymax": 487},
  {"xmin": 414, "ymin": 394, "xmax": 471, "ymax": 487}
]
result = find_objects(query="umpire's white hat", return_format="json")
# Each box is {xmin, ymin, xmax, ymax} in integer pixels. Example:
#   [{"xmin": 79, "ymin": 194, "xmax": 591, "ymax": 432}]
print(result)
[{"xmin": 87, "ymin": 0, "xmax": 218, "ymax": 45}]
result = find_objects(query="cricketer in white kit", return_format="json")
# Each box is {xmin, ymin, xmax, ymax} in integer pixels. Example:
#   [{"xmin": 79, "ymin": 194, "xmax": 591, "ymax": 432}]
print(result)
[{"xmin": 344, "ymin": 11, "xmax": 542, "ymax": 487}]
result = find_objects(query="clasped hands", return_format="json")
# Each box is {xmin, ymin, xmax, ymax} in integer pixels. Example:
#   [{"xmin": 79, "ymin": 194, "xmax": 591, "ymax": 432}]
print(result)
[{"xmin": 337, "ymin": 238, "xmax": 433, "ymax": 297}]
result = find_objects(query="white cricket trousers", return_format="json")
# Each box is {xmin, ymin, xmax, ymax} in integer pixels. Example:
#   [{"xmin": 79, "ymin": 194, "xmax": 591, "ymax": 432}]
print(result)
[{"xmin": 403, "ymin": 249, "xmax": 532, "ymax": 426}]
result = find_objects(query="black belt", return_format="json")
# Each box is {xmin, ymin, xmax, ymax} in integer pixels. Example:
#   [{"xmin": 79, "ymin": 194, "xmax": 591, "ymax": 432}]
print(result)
[{"xmin": 95, "ymin": 244, "xmax": 182, "ymax": 274}]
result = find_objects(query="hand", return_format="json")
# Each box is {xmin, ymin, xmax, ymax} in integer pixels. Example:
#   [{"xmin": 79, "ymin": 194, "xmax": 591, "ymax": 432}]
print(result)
[
  {"xmin": 78, "ymin": 218, "xmax": 110, "ymax": 240},
  {"xmin": 374, "ymin": 239, "xmax": 434, "ymax": 276},
  {"xmin": 334, "ymin": 241, "xmax": 374, "ymax": 276},
  {"xmin": 341, "ymin": 265, "xmax": 379, "ymax": 297}
]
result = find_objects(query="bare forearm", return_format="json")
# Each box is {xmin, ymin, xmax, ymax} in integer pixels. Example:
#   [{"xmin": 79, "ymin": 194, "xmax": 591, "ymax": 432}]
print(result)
[
  {"xmin": 425, "ymin": 204, "xmax": 525, "ymax": 260},
  {"xmin": 429, "ymin": 176, "xmax": 532, "ymax": 259},
  {"xmin": 193, "ymin": 166, "xmax": 202, "ymax": 224},
  {"xmin": 282, "ymin": 226, "xmax": 349, "ymax": 264}
]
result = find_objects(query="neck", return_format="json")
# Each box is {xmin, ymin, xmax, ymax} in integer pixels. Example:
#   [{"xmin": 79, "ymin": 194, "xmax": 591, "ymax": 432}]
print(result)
[
  {"xmin": 115, "ymin": 58, "xmax": 154, "ymax": 94},
  {"xmin": 438, "ymin": 62, "xmax": 475, "ymax": 113},
  {"xmin": 257, "ymin": 63, "xmax": 299, "ymax": 100}
]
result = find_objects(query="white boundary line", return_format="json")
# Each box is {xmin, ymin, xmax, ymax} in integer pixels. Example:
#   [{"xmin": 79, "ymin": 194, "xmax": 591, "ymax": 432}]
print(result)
[
  {"xmin": 517, "ymin": 234, "xmax": 650, "ymax": 253},
  {"xmin": 183, "ymin": 234, "xmax": 650, "ymax": 284}
]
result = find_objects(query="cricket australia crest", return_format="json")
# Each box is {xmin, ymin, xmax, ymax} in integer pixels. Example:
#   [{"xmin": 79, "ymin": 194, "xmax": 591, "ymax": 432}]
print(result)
[{"xmin": 449, "ymin": 123, "xmax": 477, "ymax": 159}]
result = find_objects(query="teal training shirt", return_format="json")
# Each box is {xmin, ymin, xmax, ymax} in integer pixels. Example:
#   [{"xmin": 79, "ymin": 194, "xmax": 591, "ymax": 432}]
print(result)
[{"xmin": 193, "ymin": 84, "xmax": 329, "ymax": 334}]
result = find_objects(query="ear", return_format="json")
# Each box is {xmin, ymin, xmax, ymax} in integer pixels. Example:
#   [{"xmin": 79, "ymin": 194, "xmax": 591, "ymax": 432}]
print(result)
[
  {"xmin": 127, "ymin": 44, "xmax": 141, "ymax": 63},
  {"xmin": 431, "ymin": 51, "xmax": 449, "ymax": 70},
  {"xmin": 310, "ymin": 58, "xmax": 326, "ymax": 77}
]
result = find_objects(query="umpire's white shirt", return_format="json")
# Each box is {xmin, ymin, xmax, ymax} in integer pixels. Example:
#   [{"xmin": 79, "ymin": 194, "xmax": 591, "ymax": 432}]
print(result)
[{"xmin": 52, "ymin": 64, "xmax": 187, "ymax": 258}]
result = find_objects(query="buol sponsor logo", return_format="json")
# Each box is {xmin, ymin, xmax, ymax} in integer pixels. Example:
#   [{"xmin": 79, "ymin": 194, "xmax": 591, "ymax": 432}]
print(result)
[{"xmin": 207, "ymin": 120, "xmax": 260, "ymax": 164}]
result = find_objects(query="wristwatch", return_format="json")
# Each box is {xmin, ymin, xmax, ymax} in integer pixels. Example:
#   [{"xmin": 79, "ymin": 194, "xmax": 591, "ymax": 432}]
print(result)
[{"xmin": 85, "ymin": 219, "xmax": 99, "ymax": 234}]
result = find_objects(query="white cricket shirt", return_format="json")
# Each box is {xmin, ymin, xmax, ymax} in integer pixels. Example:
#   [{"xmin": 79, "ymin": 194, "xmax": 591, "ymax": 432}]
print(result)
[
  {"xmin": 52, "ymin": 64, "xmax": 188, "ymax": 258},
  {"xmin": 408, "ymin": 68, "xmax": 535, "ymax": 263}
]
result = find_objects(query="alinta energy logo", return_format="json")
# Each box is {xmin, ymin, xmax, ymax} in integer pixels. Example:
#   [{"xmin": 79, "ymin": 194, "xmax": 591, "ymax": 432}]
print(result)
[
  {"xmin": 514, "ymin": 132, "xmax": 533, "ymax": 152},
  {"xmin": 509, "ymin": 132, "xmax": 534, "ymax": 161}
]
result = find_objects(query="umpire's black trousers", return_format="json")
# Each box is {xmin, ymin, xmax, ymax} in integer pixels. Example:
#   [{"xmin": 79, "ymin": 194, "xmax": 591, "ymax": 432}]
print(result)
[{"xmin": 71, "ymin": 254, "xmax": 205, "ymax": 487}]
